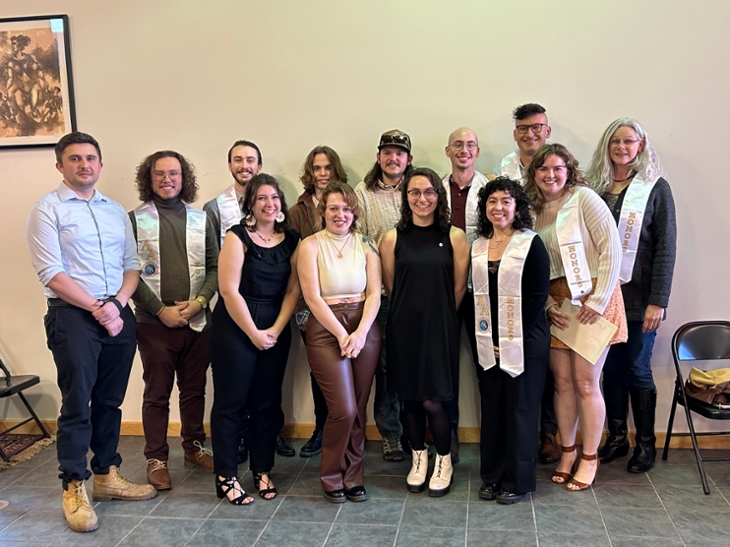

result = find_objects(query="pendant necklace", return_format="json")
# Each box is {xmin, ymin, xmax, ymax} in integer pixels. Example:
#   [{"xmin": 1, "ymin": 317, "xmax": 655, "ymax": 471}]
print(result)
[
  {"xmin": 254, "ymin": 229, "xmax": 273, "ymax": 244},
  {"xmin": 328, "ymin": 232, "xmax": 351, "ymax": 258}
]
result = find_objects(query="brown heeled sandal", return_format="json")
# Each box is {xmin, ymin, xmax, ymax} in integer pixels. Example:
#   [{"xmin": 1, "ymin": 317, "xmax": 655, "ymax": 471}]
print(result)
[
  {"xmin": 551, "ymin": 445, "xmax": 578, "ymax": 484},
  {"xmin": 566, "ymin": 453, "xmax": 599, "ymax": 491}
]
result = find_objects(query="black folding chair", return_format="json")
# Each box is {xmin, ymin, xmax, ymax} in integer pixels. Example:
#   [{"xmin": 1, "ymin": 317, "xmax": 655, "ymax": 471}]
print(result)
[
  {"xmin": 0, "ymin": 357, "xmax": 51, "ymax": 462},
  {"xmin": 662, "ymin": 321, "xmax": 730, "ymax": 494}
]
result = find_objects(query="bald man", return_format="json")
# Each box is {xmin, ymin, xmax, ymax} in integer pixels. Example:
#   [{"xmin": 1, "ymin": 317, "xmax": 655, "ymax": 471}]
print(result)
[{"xmin": 440, "ymin": 127, "xmax": 490, "ymax": 463}]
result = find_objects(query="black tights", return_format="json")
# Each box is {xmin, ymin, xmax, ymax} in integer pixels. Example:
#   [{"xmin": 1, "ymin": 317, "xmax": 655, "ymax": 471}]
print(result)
[{"xmin": 402, "ymin": 400, "xmax": 452, "ymax": 456}]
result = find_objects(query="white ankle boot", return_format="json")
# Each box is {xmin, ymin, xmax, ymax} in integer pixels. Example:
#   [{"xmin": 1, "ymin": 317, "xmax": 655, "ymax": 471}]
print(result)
[
  {"xmin": 406, "ymin": 448, "xmax": 428, "ymax": 493},
  {"xmin": 428, "ymin": 453, "xmax": 453, "ymax": 497}
]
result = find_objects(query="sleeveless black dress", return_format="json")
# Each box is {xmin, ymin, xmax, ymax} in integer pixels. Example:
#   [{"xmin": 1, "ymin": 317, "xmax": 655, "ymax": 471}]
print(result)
[
  {"xmin": 209, "ymin": 225, "xmax": 300, "ymax": 357},
  {"xmin": 386, "ymin": 222, "xmax": 459, "ymax": 401}
]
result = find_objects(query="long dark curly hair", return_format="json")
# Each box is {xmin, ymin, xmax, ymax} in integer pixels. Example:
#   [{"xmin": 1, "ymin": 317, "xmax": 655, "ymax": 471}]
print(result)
[
  {"xmin": 475, "ymin": 177, "xmax": 533, "ymax": 238},
  {"xmin": 524, "ymin": 143, "xmax": 588, "ymax": 214},
  {"xmin": 135, "ymin": 150, "xmax": 198, "ymax": 203},
  {"xmin": 242, "ymin": 173, "xmax": 290, "ymax": 233},
  {"xmin": 396, "ymin": 167, "xmax": 451, "ymax": 233}
]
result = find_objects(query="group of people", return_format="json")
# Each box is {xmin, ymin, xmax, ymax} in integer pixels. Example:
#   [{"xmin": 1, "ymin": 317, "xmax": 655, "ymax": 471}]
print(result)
[{"xmin": 24, "ymin": 101, "xmax": 676, "ymax": 534}]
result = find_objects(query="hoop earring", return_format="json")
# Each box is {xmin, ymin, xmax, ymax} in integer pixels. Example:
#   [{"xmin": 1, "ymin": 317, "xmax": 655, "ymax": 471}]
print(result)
[
  {"xmin": 244, "ymin": 214, "xmax": 256, "ymax": 227},
  {"xmin": 275, "ymin": 211, "xmax": 285, "ymax": 223}
]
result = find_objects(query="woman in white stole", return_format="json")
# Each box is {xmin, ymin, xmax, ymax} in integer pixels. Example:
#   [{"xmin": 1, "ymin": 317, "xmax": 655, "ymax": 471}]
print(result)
[
  {"xmin": 524, "ymin": 144, "xmax": 627, "ymax": 491},
  {"xmin": 587, "ymin": 119, "xmax": 677, "ymax": 473},
  {"xmin": 472, "ymin": 178, "xmax": 550, "ymax": 505}
]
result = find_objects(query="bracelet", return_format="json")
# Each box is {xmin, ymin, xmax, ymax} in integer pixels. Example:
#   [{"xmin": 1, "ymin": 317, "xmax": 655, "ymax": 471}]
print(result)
[{"xmin": 101, "ymin": 297, "xmax": 124, "ymax": 314}]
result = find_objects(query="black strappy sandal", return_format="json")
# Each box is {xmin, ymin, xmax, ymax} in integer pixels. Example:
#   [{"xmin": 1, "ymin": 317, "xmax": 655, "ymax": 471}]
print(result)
[
  {"xmin": 253, "ymin": 472, "xmax": 278, "ymax": 500},
  {"xmin": 216, "ymin": 475, "xmax": 254, "ymax": 505}
]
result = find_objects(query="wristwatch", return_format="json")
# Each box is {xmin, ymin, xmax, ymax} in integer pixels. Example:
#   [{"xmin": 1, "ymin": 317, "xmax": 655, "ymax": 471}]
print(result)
[{"xmin": 195, "ymin": 296, "xmax": 208, "ymax": 309}]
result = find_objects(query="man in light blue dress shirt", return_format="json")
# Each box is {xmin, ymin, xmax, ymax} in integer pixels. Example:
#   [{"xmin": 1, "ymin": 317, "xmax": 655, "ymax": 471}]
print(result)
[{"xmin": 26, "ymin": 132, "xmax": 156, "ymax": 533}]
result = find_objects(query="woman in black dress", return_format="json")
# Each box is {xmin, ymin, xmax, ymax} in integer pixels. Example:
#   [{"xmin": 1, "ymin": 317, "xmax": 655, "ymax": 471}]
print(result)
[
  {"xmin": 209, "ymin": 174, "xmax": 300, "ymax": 505},
  {"xmin": 471, "ymin": 178, "xmax": 550, "ymax": 504},
  {"xmin": 379, "ymin": 167, "xmax": 469, "ymax": 497}
]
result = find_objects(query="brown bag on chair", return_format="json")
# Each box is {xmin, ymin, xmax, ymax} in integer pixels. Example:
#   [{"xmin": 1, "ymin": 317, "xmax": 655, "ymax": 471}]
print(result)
[{"xmin": 685, "ymin": 367, "xmax": 730, "ymax": 408}]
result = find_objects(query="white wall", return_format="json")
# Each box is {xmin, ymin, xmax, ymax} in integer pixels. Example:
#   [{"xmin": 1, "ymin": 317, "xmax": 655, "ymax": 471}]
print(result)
[{"xmin": 1, "ymin": 0, "xmax": 729, "ymax": 434}]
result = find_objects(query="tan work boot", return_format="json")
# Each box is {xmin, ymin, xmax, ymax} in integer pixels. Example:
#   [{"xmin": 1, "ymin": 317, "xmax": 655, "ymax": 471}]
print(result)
[
  {"xmin": 146, "ymin": 459, "xmax": 172, "ymax": 490},
  {"xmin": 92, "ymin": 465, "xmax": 157, "ymax": 502},
  {"xmin": 184, "ymin": 440, "xmax": 214, "ymax": 472},
  {"xmin": 63, "ymin": 480, "xmax": 98, "ymax": 533}
]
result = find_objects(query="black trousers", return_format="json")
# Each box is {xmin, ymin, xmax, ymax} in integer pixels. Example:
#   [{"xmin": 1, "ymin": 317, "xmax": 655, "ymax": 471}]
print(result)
[
  {"xmin": 44, "ymin": 304, "xmax": 137, "ymax": 486},
  {"xmin": 210, "ymin": 302, "xmax": 291, "ymax": 477},
  {"xmin": 478, "ymin": 355, "xmax": 547, "ymax": 493}
]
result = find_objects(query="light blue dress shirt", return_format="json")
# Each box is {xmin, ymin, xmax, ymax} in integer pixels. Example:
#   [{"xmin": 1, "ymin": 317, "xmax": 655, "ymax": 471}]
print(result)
[{"xmin": 26, "ymin": 182, "xmax": 141, "ymax": 300}]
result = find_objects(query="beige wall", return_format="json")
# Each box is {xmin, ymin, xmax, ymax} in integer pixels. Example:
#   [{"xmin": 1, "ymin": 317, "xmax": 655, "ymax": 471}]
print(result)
[{"xmin": 1, "ymin": 0, "xmax": 729, "ymax": 434}]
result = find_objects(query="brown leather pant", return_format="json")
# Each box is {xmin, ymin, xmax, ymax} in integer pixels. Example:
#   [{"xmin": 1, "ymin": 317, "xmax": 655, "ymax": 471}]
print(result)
[{"xmin": 306, "ymin": 301, "xmax": 380, "ymax": 492}]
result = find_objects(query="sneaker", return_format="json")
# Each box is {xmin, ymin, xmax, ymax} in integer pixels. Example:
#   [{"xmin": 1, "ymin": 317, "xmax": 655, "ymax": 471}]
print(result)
[
  {"xmin": 63, "ymin": 480, "xmax": 98, "ymax": 533},
  {"xmin": 382, "ymin": 437, "xmax": 405, "ymax": 462},
  {"xmin": 146, "ymin": 459, "xmax": 172, "ymax": 490},
  {"xmin": 276, "ymin": 433, "xmax": 295, "ymax": 457},
  {"xmin": 299, "ymin": 428, "xmax": 323, "ymax": 457},
  {"xmin": 92, "ymin": 465, "xmax": 157, "ymax": 502},
  {"xmin": 184, "ymin": 441, "xmax": 214, "ymax": 472}
]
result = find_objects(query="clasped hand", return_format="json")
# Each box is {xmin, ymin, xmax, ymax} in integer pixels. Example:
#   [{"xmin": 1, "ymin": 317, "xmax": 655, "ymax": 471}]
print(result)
[
  {"xmin": 339, "ymin": 330, "xmax": 366, "ymax": 359},
  {"xmin": 251, "ymin": 329, "xmax": 278, "ymax": 351},
  {"xmin": 91, "ymin": 301, "xmax": 123, "ymax": 337}
]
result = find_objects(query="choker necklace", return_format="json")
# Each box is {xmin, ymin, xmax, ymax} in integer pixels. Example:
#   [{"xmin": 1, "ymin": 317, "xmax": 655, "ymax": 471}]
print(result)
[
  {"xmin": 254, "ymin": 229, "xmax": 273, "ymax": 244},
  {"xmin": 613, "ymin": 172, "xmax": 636, "ymax": 183}
]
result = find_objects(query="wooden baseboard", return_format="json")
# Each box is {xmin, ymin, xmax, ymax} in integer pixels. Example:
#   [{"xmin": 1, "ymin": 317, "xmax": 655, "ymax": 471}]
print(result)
[{"xmin": 4, "ymin": 420, "xmax": 730, "ymax": 450}]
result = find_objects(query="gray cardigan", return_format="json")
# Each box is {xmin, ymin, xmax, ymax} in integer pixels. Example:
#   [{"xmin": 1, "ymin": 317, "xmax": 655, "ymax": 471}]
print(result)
[{"xmin": 604, "ymin": 177, "xmax": 677, "ymax": 322}]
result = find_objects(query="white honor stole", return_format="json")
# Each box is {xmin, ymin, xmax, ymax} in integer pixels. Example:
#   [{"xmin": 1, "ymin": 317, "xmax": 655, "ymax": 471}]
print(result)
[
  {"xmin": 215, "ymin": 185, "xmax": 243, "ymax": 247},
  {"xmin": 556, "ymin": 192, "xmax": 593, "ymax": 306},
  {"xmin": 134, "ymin": 202, "xmax": 208, "ymax": 332},
  {"xmin": 472, "ymin": 230, "xmax": 536, "ymax": 377},
  {"xmin": 616, "ymin": 176, "xmax": 657, "ymax": 284}
]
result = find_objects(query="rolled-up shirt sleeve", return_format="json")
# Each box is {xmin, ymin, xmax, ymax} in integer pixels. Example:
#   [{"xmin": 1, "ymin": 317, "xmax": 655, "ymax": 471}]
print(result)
[
  {"xmin": 121, "ymin": 210, "xmax": 141, "ymax": 272},
  {"xmin": 26, "ymin": 201, "xmax": 65, "ymax": 286}
]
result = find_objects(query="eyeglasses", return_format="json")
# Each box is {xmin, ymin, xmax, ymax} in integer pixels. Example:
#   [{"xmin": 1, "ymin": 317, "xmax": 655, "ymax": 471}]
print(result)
[
  {"xmin": 609, "ymin": 138, "xmax": 641, "ymax": 148},
  {"xmin": 152, "ymin": 170, "xmax": 182, "ymax": 180},
  {"xmin": 407, "ymin": 188, "xmax": 438, "ymax": 199},
  {"xmin": 515, "ymin": 123, "xmax": 547, "ymax": 135},
  {"xmin": 449, "ymin": 141, "xmax": 478, "ymax": 151}
]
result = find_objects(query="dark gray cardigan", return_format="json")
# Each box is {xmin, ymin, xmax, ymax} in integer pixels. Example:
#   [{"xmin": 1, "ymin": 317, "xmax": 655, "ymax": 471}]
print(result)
[{"xmin": 604, "ymin": 177, "xmax": 677, "ymax": 322}]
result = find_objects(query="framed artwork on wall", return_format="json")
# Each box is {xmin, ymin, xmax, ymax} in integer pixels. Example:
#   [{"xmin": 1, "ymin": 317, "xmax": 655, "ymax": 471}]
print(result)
[{"xmin": 0, "ymin": 14, "xmax": 76, "ymax": 149}]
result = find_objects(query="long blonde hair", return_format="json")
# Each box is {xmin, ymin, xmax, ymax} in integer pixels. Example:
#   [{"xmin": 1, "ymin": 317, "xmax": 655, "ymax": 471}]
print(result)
[{"xmin": 586, "ymin": 118, "xmax": 664, "ymax": 195}]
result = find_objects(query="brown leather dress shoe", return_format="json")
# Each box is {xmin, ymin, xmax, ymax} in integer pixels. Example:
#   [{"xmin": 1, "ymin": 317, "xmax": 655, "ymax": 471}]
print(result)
[
  {"xmin": 540, "ymin": 432, "xmax": 561, "ymax": 464},
  {"xmin": 184, "ymin": 441, "xmax": 214, "ymax": 472},
  {"xmin": 146, "ymin": 459, "xmax": 172, "ymax": 490}
]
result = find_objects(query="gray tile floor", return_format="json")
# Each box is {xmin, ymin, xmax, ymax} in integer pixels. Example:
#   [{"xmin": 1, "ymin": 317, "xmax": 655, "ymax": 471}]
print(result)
[{"xmin": 0, "ymin": 436, "xmax": 728, "ymax": 546}]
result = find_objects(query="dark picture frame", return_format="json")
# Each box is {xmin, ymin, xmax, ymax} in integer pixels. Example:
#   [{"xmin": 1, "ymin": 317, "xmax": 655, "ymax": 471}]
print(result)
[{"xmin": 0, "ymin": 14, "xmax": 76, "ymax": 149}]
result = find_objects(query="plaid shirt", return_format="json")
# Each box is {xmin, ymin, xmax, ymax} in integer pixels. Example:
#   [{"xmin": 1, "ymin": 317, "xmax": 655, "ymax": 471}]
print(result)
[{"xmin": 354, "ymin": 179, "xmax": 402, "ymax": 247}]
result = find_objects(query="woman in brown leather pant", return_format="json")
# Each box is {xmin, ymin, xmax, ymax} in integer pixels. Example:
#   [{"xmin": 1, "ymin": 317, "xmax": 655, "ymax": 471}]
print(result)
[{"xmin": 298, "ymin": 182, "xmax": 382, "ymax": 503}]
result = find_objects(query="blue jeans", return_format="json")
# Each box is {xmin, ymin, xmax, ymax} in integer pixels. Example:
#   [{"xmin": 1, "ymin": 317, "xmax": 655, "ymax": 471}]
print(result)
[
  {"xmin": 603, "ymin": 320, "xmax": 657, "ymax": 391},
  {"xmin": 44, "ymin": 304, "xmax": 137, "ymax": 487},
  {"xmin": 374, "ymin": 296, "xmax": 403, "ymax": 440}
]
